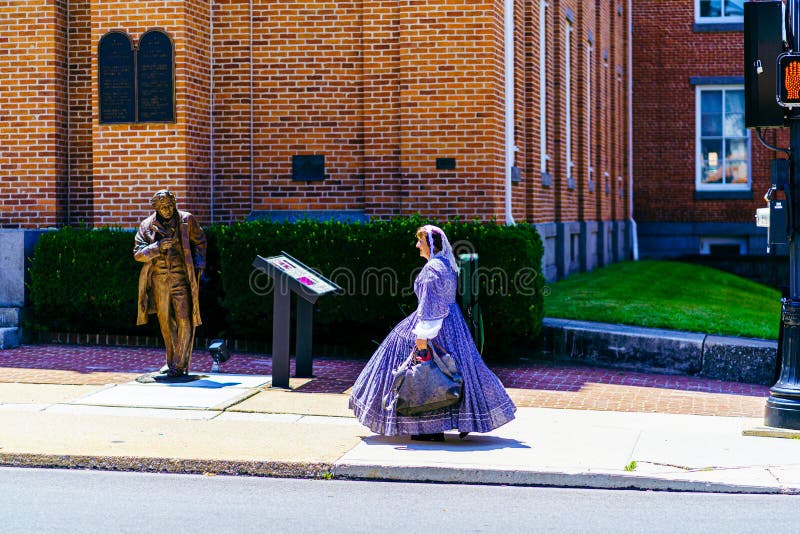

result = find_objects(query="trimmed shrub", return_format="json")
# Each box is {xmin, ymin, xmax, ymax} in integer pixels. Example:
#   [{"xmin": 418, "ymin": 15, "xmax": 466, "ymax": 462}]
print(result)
[
  {"xmin": 216, "ymin": 216, "xmax": 545, "ymax": 359},
  {"xmin": 28, "ymin": 218, "xmax": 545, "ymax": 360},
  {"xmin": 27, "ymin": 226, "xmax": 225, "ymax": 340},
  {"xmin": 29, "ymin": 227, "xmax": 147, "ymax": 335}
]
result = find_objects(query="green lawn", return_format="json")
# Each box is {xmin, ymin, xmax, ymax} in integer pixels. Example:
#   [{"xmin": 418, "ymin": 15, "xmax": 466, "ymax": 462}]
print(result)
[{"xmin": 544, "ymin": 260, "xmax": 781, "ymax": 340}]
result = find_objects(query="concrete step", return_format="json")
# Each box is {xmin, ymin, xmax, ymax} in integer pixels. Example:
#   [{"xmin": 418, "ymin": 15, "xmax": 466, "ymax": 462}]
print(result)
[
  {"xmin": 0, "ymin": 327, "xmax": 20, "ymax": 349},
  {"xmin": 0, "ymin": 307, "xmax": 20, "ymax": 327},
  {"xmin": 539, "ymin": 317, "xmax": 777, "ymax": 386}
]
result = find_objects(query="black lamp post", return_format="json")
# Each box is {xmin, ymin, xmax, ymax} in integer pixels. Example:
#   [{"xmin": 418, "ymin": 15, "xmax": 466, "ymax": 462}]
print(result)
[{"xmin": 765, "ymin": 0, "xmax": 800, "ymax": 429}]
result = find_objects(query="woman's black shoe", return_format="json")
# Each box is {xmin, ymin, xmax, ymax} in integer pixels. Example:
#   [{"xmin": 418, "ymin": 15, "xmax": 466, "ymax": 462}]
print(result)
[{"xmin": 410, "ymin": 433, "xmax": 445, "ymax": 442}]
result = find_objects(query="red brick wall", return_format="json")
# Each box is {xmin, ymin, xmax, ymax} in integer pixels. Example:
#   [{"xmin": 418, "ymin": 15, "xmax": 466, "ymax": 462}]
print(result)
[
  {"xmin": 524, "ymin": 0, "xmax": 631, "ymax": 226},
  {"xmin": 593, "ymin": 0, "xmax": 620, "ymax": 222},
  {"xmin": 632, "ymin": 0, "xmax": 770, "ymax": 224},
  {"xmin": 210, "ymin": 0, "xmax": 253, "ymax": 224},
  {"xmin": 512, "ymin": 0, "xmax": 527, "ymax": 222},
  {"xmin": 576, "ymin": 0, "xmax": 596, "ymax": 221},
  {"xmin": 0, "ymin": 0, "xmax": 631, "ymax": 229},
  {"xmin": 362, "ymin": 0, "xmax": 402, "ymax": 218},
  {"xmin": 398, "ymin": 1, "xmax": 506, "ymax": 220},
  {"xmin": 69, "ymin": 0, "xmax": 94, "ymax": 226},
  {"xmin": 183, "ymin": 0, "xmax": 212, "ymax": 222},
  {"xmin": 249, "ymin": 1, "xmax": 364, "ymax": 215},
  {"xmin": 611, "ymin": 0, "xmax": 627, "ymax": 221},
  {"xmin": 0, "ymin": 0, "xmax": 68, "ymax": 228},
  {"xmin": 553, "ymin": 0, "xmax": 579, "ymax": 223},
  {"xmin": 524, "ymin": 1, "xmax": 556, "ymax": 224},
  {"xmin": 91, "ymin": 0, "xmax": 180, "ymax": 227},
  {"xmin": 89, "ymin": 1, "xmax": 205, "ymax": 227}
]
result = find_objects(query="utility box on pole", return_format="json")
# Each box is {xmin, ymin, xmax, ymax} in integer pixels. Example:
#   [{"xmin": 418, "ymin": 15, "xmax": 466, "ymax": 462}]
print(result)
[{"xmin": 745, "ymin": 1, "xmax": 785, "ymax": 128}]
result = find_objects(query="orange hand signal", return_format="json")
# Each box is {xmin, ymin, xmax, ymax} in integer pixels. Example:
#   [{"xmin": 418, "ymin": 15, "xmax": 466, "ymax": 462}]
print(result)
[{"xmin": 786, "ymin": 61, "xmax": 800, "ymax": 100}]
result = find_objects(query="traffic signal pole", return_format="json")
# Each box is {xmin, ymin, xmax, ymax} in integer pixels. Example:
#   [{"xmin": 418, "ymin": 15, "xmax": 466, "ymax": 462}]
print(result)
[{"xmin": 765, "ymin": 0, "xmax": 800, "ymax": 430}]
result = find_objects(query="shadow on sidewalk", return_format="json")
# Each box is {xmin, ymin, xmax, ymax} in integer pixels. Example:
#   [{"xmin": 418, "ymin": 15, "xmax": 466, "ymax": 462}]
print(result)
[{"xmin": 361, "ymin": 434, "xmax": 530, "ymax": 451}]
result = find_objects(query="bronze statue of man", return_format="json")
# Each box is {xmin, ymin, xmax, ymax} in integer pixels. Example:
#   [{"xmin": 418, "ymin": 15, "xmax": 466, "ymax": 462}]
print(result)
[{"xmin": 134, "ymin": 189, "xmax": 207, "ymax": 378}]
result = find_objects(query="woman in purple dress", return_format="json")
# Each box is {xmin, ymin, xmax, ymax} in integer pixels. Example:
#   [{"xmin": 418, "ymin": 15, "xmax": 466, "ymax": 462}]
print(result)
[{"xmin": 349, "ymin": 225, "xmax": 516, "ymax": 441}]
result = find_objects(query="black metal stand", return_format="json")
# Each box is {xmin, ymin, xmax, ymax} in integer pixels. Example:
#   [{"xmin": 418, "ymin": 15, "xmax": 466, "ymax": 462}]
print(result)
[
  {"xmin": 295, "ymin": 298, "xmax": 314, "ymax": 378},
  {"xmin": 271, "ymin": 279, "xmax": 292, "ymax": 389},
  {"xmin": 253, "ymin": 252, "xmax": 341, "ymax": 389}
]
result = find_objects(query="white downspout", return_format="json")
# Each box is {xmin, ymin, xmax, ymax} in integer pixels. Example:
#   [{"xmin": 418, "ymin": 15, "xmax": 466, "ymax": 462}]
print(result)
[
  {"xmin": 504, "ymin": 0, "xmax": 516, "ymax": 225},
  {"xmin": 627, "ymin": 0, "xmax": 638, "ymax": 260}
]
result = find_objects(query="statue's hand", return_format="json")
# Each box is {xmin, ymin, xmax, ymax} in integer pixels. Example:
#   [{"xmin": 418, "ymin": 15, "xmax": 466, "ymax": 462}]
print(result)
[{"xmin": 158, "ymin": 237, "xmax": 175, "ymax": 252}]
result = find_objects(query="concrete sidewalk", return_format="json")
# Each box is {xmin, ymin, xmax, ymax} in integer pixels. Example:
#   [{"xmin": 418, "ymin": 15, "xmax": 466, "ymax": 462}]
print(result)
[{"xmin": 0, "ymin": 363, "xmax": 799, "ymax": 494}]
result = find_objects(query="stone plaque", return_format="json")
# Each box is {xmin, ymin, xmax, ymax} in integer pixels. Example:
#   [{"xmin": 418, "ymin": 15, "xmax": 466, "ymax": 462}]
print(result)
[
  {"xmin": 98, "ymin": 32, "xmax": 135, "ymax": 124},
  {"xmin": 137, "ymin": 30, "xmax": 175, "ymax": 122}
]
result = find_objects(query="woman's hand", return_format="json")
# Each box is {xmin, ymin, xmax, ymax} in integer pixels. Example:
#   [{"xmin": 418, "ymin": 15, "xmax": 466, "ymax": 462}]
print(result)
[{"xmin": 413, "ymin": 338, "xmax": 430, "ymax": 363}]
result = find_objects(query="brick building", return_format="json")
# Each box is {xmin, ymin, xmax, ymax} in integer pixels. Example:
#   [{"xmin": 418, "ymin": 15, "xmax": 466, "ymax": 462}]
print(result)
[
  {"xmin": 632, "ymin": 0, "xmax": 776, "ymax": 258},
  {"xmin": 0, "ymin": 0, "xmax": 631, "ymax": 297}
]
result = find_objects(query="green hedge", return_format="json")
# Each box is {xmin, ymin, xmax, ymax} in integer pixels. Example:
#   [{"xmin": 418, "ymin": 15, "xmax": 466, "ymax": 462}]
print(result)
[
  {"xmin": 28, "ymin": 226, "xmax": 225, "ymax": 340},
  {"xmin": 28, "ymin": 217, "xmax": 545, "ymax": 360},
  {"xmin": 29, "ymin": 227, "xmax": 148, "ymax": 336}
]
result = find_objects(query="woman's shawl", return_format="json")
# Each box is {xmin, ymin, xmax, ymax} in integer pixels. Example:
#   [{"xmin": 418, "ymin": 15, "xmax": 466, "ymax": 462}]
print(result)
[{"xmin": 414, "ymin": 256, "xmax": 456, "ymax": 322}]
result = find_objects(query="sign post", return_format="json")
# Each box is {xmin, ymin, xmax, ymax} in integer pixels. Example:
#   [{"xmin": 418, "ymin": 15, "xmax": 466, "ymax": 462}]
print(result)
[{"xmin": 252, "ymin": 252, "xmax": 341, "ymax": 388}]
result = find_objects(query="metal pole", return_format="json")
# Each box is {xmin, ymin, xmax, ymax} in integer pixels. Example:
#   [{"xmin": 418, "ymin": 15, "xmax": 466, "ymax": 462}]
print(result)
[
  {"xmin": 295, "ymin": 298, "xmax": 314, "ymax": 378},
  {"xmin": 766, "ymin": 0, "xmax": 800, "ymax": 429},
  {"xmin": 271, "ymin": 279, "xmax": 291, "ymax": 389}
]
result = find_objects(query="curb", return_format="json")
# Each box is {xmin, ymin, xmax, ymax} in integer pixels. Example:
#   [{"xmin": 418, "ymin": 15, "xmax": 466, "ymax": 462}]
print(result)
[
  {"xmin": 540, "ymin": 318, "xmax": 778, "ymax": 385},
  {"xmin": 2, "ymin": 452, "xmax": 795, "ymax": 494},
  {"xmin": 332, "ymin": 463, "xmax": 800, "ymax": 495},
  {"xmin": 0, "ymin": 453, "xmax": 333, "ymax": 479}
]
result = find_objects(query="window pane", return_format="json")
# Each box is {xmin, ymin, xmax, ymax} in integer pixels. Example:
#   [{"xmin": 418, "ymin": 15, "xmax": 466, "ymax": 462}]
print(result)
[
  {"xmin": 726, "ymin": 161, "xmax": 748, "ymax": 183},
  {"xmin": 724, "ymin": 91, "xmax": 745, "ymax": 136},
  {"xmin": 725, "ymin": 90, "xmax": 744, "ymax": 114},
  {"xmin": 724, "ymin": 112, "xmax": 745, "ymax": 137},
  {"xmin": 701, "ymin": 91, "xmax": 722, "ymax": 136},
  {"xmin": 702, "ymin": 113, "xmax": 723, "ymax": 136},
  {"xmin": 725, "ymin": 139, "xmax": 748, "ymax": 184},
  {"xmin": 701, "ymin": 139, "xmax": 723, "ymax": 183},
  {"xmin": 709, "ymin": 243, "xmax": 741, "ymax": 255},
  {"xmin": 702, "ymin": 90, "xmax": 722, "ymax": 113},
  {"xmin": 726, "ymin": 138, "xmax": 747, "ymax": 161},
  {"xmin": 724, "ymin": 0, "xmax": 744, "ymax": 17},
  {"xmin": 701, "ymin": 0, "xmax": 722, "ymax": 17}
]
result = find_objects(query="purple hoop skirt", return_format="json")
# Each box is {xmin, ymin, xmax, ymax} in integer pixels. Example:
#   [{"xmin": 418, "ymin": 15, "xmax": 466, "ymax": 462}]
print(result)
[{"xmin": 349, "ymin": 302, "xmax": 517, "ymax": 436}]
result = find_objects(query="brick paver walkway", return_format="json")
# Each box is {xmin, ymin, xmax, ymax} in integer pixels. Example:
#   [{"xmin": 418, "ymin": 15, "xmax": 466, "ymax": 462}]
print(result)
[{"xmin": 0, "ymin": 344, "xmax": 770, "ymax": 417}]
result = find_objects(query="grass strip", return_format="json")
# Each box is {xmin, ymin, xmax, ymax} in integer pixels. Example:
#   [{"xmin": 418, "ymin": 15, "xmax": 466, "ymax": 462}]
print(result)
[{"xmin": 544, "ymin": 260, "xmax": 781, "ymax": 340}]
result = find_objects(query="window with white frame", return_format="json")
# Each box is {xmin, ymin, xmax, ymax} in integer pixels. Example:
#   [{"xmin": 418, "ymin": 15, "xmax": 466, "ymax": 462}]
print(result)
[
  {"xmin": 695, "ymin": 85, "xmax": 750, "ymax": 191},
  {"xmin": 695, "ymin": 0, "xmax": 743, "ymax": 23},
  {"xmin": 586, "ymin": 39, "xmax": 593, "ymax": 190},
  {"xmin": 565, "ymin": 19, "xmax": 574, "ymax": 188},
  {"xmin": 539, "ymin": 1, "xmax": 549, "ymax": 176}
]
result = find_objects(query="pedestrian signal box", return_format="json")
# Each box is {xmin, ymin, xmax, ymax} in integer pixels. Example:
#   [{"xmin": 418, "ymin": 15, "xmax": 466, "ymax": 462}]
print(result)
[
  {"xmin": 778, "ymin": 53, "xmax": 800, "ymax": 108},
  {"xmin": 744, "ymin": 1, "xmax": 785, "ymax": 128}
]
